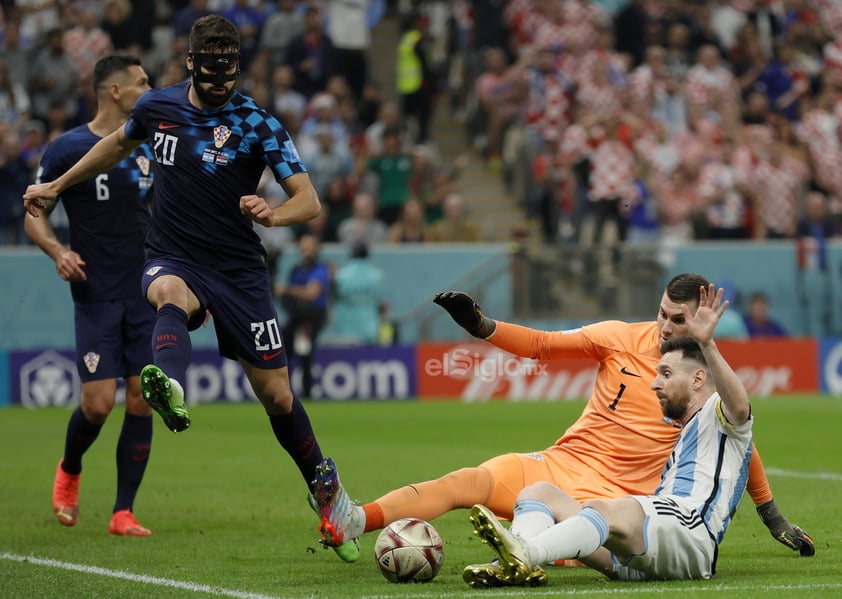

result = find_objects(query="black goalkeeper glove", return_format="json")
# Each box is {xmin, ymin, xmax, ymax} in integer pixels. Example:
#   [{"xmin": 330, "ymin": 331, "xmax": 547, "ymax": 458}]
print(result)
[
  {"xmin": 756, "ymin": 499, "xmax": 816, "ymax": 557},
  {"xmin": 433, "ymin": 291, "xmax": 497, "ymax": 339}
]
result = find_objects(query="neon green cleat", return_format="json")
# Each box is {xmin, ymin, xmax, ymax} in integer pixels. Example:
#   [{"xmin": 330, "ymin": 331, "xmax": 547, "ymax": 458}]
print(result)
[
  {"xmin": 469, "ymin": 504, "xmax": 534, "ymax": 585},
  {"xmin": 140, "ymin": 365, "xmax": 190, "ymax": 432}
]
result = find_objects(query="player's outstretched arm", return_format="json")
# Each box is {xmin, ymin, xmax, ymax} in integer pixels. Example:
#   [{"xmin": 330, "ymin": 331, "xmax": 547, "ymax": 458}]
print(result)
[
  {"xmin": 23, "ymin": 125, "xmax": 142, "ymax": 216},
  {"xmin": 433, "ymin": 291, "xmax": 496, "ymax": 339},
  {"xmin": 748, "ymin": 448, "xmax": 816, "ymax": 556}
]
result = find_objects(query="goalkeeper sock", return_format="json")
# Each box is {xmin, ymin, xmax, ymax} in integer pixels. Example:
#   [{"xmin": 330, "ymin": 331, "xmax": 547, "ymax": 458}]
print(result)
[
  {"xmin": 152, "ymin": 303, "xmax": 191, "ymax": 384},
  {"xmin": 62, "ymin": 407, "xmax": 102, "ymax": 474}
]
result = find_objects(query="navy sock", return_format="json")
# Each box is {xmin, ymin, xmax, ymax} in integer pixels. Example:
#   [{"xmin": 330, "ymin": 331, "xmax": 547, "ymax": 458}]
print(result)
[
  {"xmin": 62, "ymin": 407, "xmax": 102, "ymax": 475},
  {"xmin": 152, "ymin": 303, "xmax": 191, "ymax": 384},
  {"xmin": 268, "ymin": 397, "xmax": 324, "ymax": 490},
  {"xmin": 114, "ymin": 412, "xmax": 153, "ymax": 512}
]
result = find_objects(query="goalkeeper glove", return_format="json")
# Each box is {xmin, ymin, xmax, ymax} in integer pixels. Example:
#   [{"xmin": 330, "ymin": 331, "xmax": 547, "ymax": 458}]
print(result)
[
  {"xmin": 756, "ymin": 499, "xmax": 816, "ymax": 556},
  {"xmin": 433, "ymin": 291, "xmax": 496, "ymax": 339}
]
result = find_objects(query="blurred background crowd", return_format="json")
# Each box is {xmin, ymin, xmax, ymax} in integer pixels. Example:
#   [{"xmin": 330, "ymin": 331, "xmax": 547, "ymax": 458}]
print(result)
[{"xmin": 1, "ymin": 0, "xmax": 842, "ymax": 257}]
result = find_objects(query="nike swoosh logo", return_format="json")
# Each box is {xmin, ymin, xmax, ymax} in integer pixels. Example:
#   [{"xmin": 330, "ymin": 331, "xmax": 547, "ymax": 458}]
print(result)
[
  {"xmin": 158, "ymin": 122, "xmax": 180, "ymax": 129},
  {"xmin": 155, "ymin": 343, "xmax": 176, "ymax": 350},
  {"xmin": 263, "ymin": 350, "xmax": 283, "ymax": 361},
  {"xmin": 620, "ymin": 367, "xmax": 641, "ymax": 377}
]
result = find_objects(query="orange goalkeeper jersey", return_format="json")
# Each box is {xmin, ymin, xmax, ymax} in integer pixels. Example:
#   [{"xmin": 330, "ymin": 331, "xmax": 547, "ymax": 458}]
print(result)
[{"xmin": 490, "ymin": 319, "xmax": 680, "ymax": 496}]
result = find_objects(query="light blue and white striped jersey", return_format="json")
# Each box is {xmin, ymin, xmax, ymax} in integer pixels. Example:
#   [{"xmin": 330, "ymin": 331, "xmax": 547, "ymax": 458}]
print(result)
[{"xmin": 655, "ymin": 394, "xmax": 753, "ymax": 544}]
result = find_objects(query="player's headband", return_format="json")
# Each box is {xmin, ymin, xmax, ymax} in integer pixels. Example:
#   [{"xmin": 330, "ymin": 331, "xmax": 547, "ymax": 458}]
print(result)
[{"xmin": 189, "ymin": 52, "xmax": 240, "ymax": 85}]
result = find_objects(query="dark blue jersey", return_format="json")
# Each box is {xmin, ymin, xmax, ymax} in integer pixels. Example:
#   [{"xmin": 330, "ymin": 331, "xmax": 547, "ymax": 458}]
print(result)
[
  {"xmin": 38, "ymin": 124, "xmax": 154, "ymax": 303},
  {"xmin": 124, "ymin": 81, "xmax": 308, "ymax": 270},
  {"xmin": 288, "ymin": 261, "xmax": 331, "ymax": 310}
]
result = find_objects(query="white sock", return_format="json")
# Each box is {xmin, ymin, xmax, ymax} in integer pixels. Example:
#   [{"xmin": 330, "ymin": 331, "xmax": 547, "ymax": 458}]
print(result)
[
  {"xmin": 526, "ymin": 506, "xmax": 609, "ymax": 565},
  {"xmin": 511, "ymin": 498, "xmax": 555, "ymax": 540},
  {"xmin": 345, "ymin": 505, "xmax": 366, "ymax": 540}
]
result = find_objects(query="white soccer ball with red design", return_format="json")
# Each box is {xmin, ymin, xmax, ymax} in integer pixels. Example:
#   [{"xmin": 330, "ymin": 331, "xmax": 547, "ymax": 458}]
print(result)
[{"xmin": 374, "ymin": 518, "xmax": 445, "ymax": 583}]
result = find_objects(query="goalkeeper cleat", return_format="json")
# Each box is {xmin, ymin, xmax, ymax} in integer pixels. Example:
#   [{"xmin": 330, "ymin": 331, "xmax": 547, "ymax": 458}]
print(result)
[
  {"xmin": 140, "ymin": 365, "xmax": 190, "ymax": 432},
  {"xmin": 52, "ymin": 461, "xmax": 80, "ymax": 527},
  {"xmin": 108, "ymin": 510, "xmax": 151, "ymax": 537},
  {"xmin": 312, "ymin": 458, "xmax": 357, "ymax": 551},
  {"xmin": 463, "ymin": 562, "xmax": 548, "ymax": 588},
  {"xmin": 470, "ymin": 504, "xmax": 533, "ymax": 585},
  {"xmin": 306, "ymin": 492, "xmax": 361, "ymax": 562}
]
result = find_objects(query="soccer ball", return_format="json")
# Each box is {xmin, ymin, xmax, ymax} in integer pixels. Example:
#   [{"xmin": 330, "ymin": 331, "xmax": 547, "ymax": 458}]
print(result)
[{"xmin": 374, "ymin": 518, "xmax": 445, "ymax": 583}]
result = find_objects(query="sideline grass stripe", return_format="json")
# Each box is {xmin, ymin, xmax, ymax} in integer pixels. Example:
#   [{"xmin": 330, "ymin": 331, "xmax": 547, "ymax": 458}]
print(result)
[
  {"xmin": 765, "ymin": 467, "xmax": 842, "ymax": 481},
  {"xmin": 0, "ymin": 553, "xmax": 281, "ymax": 599}
]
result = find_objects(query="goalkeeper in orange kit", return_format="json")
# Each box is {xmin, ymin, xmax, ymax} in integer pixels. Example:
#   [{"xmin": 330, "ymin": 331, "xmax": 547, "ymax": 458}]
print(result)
[{"xmin": 312, "ymin": 273, "xmax": 814, "ymax": 570}]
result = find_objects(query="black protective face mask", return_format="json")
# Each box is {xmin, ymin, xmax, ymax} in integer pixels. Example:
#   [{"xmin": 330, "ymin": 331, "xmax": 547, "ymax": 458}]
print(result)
[{"xmin": 189, "ymin": 52, "xmax": 240, "ymax": 106}]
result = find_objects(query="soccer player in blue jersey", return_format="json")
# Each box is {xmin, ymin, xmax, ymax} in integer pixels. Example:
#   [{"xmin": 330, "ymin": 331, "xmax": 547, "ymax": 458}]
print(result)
[
  {"xmin": 23, "ymin": 15, "xmax": 359, "ymax": 560},
  {"xmin": 463, "ymin": 284, "xmax": 755, "ymax": 585},
  {"xmin": 24, "ymin": 55, "xmax": 156, "ymax": 536}
]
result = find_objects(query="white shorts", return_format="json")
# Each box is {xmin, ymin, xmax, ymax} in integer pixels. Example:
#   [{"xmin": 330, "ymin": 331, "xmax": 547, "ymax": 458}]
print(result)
[{"xmin": 616, "ymin": 495, "xmax": 717, "ymax": 580}]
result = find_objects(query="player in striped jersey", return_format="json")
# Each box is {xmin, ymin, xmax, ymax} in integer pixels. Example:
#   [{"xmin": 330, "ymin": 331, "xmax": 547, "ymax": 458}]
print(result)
[{"xmin": 465, "ymin": 283, "xmax": 752, "ymax": 583}]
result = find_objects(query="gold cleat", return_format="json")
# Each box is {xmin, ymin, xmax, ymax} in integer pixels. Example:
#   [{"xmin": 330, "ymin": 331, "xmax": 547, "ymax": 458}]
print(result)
[{"xmin": 469, "ymin": 504, "xmax": 534, "ymax": 585}]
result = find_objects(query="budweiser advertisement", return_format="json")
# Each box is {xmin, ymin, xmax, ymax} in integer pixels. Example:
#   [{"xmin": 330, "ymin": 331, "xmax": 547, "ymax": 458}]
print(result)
[{"xmin": 416, "ymin": 339, "xmax": 819, "ymax": 401}]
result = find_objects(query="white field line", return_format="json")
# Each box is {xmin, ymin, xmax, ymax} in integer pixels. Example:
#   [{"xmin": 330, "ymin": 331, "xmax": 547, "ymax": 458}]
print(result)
[
  {"xmin": 359, "ymin": 582, "xmax": 842, "ymax": 598},
  {"xmin": 4, "ymin": 551, "xmax": 842, "ymax": 599},
  {"xmin": 0, "ymin": 552, "xmax": 283, "ymax": 599},
  {"xmin": 765, "ymin": 467, "xmax": 842, "ymax": 481}
]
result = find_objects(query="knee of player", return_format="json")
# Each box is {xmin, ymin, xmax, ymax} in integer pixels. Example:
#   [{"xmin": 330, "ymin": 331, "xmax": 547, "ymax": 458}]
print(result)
[
  {"xmin": 80, "ymin": 391, "xmax": 116, "ymax": 423},
  {"xmin": 520, "ymin": 481, "xmax": 559, "ymax": 502},
  {"xmin": 260, "ymin": 383, "xmax": 295, "ymax": 414}
]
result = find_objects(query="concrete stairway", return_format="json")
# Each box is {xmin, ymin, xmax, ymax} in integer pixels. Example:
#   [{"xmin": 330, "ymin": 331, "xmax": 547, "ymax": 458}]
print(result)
[{"xmin": 367, "ymin": 15, "xmax": 531, "ymax": 242}]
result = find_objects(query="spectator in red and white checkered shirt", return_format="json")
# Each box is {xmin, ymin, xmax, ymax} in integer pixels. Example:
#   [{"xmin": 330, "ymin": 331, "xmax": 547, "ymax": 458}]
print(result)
[
  {"xmin": 584, "ymin": 113, "xmax": 640, "ymax": 246},
  {"xmin": 799, "ymin": 83, "xmax": 842, "ymax": 201},
  {"xmin": 576, "ymin": 26, "xmax": 629, "ymax": 121},
  {"xmin": 685, "ymin": 44, "xmax": 740, "ymax": 128},
  {"xmin": 750, "ymin": 140, "xmax": 803, "ymax": 239},
  {"xmin": 696, "ymin": 136, "xmax": 752, "ymax": 239}
]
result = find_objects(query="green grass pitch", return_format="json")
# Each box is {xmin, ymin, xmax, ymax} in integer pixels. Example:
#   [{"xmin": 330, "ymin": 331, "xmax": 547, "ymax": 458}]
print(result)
[{"xmin": 1, "ymin": 396, "xmax": 840, "ymax": 598}]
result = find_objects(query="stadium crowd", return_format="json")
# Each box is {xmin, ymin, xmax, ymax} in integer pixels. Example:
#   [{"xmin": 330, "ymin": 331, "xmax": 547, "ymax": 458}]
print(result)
[{"xmin": 2, "ymin": 0, "xmax": 842, "ymax": 251}]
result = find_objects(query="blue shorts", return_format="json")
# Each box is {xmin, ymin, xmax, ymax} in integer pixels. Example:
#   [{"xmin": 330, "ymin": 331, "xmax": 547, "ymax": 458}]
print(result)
[
  {"xmin": 142, "ymin": 258, "xmax": 287, "ymax": 368},
  {"xmin": 74, "ymin": 297, "xmax": 155, "ymax": 382}
]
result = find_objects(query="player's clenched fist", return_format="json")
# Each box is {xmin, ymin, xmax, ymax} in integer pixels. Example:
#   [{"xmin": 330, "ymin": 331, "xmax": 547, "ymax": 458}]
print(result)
[{"xmin": 240, "ymin": 194, "xmax": 274, "ymax": 227}]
